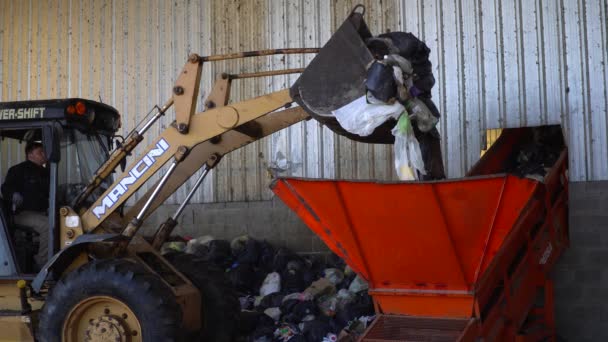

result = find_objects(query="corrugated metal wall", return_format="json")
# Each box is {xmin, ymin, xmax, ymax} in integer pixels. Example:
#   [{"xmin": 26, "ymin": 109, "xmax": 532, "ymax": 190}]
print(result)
[
  {"xmin": 409, "ymin": 0, "xmax": 607, "ymax": 180},
  {"xmin": 1, "ymin": 0, "xmax": 606, "ymax": 205}
]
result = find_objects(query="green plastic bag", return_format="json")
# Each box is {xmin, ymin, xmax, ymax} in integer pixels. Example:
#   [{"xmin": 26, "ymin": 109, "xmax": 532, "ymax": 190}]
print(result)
[{"xmin": 392, "ymin": 111, "xmax": 425, "ymax": 180}]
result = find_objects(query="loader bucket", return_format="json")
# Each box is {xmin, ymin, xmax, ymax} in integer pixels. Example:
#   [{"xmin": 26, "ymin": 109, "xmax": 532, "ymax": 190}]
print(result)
[
  {"xmin": 290, "ymin": 7, "xmax": 396, "ymax": 144},
  {"xmin": 271, "ymin": 126, "xmax": 569, "ymax": 323}
]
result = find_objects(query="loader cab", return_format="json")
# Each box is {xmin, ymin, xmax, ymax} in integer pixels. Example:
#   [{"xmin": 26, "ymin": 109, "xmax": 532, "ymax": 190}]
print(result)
[{"xmin": 0, "ymin": 99, "xmax": 120, "ymax": 276}]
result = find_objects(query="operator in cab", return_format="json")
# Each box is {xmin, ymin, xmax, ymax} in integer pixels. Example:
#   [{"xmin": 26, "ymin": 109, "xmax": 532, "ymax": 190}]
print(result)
[{"xmin": 1, "ymin": 141, "xmax": 50, "ymax": 269}]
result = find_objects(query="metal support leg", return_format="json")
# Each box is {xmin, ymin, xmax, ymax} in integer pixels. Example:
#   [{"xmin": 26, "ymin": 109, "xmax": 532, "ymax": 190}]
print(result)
[
  {"xmin": 151, "ymin": 165, "xmax": 211, "ymax": 250},
  {"xmin": 122, "ymin": 160, "xmax": 179, "ymax": 238},
  {"xmin": 544, "ymin": 279, "xmax": 556, "ymax": 339}
]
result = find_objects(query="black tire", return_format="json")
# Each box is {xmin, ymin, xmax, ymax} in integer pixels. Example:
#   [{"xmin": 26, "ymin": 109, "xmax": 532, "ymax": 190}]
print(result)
[
  {"xmin": 166, "ymin": 252, "xmax": 240, "ymax": 342},
  {"xmin": 37, "ymin": 258, "xmax": 182, "ymax": 342}
]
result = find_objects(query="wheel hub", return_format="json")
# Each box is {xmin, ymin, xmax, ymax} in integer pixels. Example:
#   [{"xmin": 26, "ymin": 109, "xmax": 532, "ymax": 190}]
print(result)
[
  {"xmin": 62, "ymin": 296, "xmax": 142, "ymax": 342},
  {"xmin": 85, "ymin": 315, "xmax": 127, "ymax": 342}
]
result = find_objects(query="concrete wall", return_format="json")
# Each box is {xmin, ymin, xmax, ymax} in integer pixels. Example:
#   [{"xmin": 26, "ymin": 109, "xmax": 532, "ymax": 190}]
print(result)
[
  {"xmin": 555, "ymin": 181, "xmax": 608, "ymax": 341},
  {"xmin": 140, "ymin": 197, "xmax": 328, "ymax": 255}
]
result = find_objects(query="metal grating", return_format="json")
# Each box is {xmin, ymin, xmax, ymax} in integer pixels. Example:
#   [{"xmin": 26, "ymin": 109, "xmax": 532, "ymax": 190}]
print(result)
[{"xmin": 362, "ymin": 315, "xmax": 469, "ymax": 342}]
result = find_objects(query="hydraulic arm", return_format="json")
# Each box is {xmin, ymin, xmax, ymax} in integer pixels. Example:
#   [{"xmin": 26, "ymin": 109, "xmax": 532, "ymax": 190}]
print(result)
[{"xmin": 67, "ymin": 50, "xmax": 315, "ymax": 249}]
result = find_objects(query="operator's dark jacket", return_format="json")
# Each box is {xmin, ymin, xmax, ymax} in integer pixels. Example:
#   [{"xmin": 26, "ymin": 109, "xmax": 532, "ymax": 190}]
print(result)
[{"xmin": 1, "ymin": 160, "xmax": 50, "ymax": 212}]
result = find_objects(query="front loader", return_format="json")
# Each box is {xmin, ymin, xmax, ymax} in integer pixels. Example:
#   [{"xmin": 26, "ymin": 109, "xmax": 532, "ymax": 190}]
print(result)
[
  {"xmin": 0, "ymin": 54, "xmax": 315, "ymax": 340},
  {"xmin": 0, "ymin": 50, "xmax": 318, "ymax": 340}
]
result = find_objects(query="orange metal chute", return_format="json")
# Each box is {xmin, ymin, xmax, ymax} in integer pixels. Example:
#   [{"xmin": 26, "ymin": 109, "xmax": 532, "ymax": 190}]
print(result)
[{"xmin": 272, "ymin": 175, "xmax": 538, "ymax": 317}]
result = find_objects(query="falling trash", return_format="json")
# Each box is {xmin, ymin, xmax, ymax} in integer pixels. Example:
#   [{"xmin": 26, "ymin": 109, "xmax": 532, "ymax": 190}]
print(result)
[{"xmin": 392, "ymin": 113, "xmax": 426, "ymax": 180}]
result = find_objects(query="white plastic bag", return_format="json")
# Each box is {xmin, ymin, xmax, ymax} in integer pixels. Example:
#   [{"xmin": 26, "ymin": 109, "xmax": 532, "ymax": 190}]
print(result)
[
  {"xmin": 260, "ymin": 272, "xmax": 281, "ymax": 296},
  {"xmin": 348, "ymin": 275, "xmax": 369, "ymax": 293},
  {"xmin": 336, "ymin": 289, "xmax": 356, "ymax": 311},
  {"xmin": 323, "ymin": 268, "xmax": 345, "ymax": 286},
  {"xmin": 392, "ymin": 113, "xmax": 426, "ymax": 180},
  {"xmin": 185, "ymin": 235, "xmax": 215, "ymax": 254},
  {"xmin": 333, "ymin": 95, "xmax": 404, "ymax": 137},
  {"xmin": 264, "ymin": 307, "xmax": 282, "ymax": 321}
]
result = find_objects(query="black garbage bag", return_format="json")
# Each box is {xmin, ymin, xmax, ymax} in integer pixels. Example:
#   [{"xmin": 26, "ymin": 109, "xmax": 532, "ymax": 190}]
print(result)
[
  {"xmin": 249, "ymin": 313, "xmax": 276, "ymax": 342},
  {"xmin": 378, "ymin": 32, "xmax": 429, "ymax": 60},
  {"xmin": 414, "ymin": 125, "xmax": 446, "ymax": 180},
  {"xmin": 257, "ymin": 292, "xmax": 285, "ymax": 311},
  {"xmin": 257, "ymin": 240, "xmax": 276, "ymax": 272},
  {"xmin": 286, "ymin": 259, "xmax": 306, "ymax": 272},
  {"xmin": 240, "ymin": 295, "xmax": 256, "ymax": 310},
  {"xmin": 367, "ymin": 32, "xmax": 436, "ymax": 97},
  {"xmin": 305, "ymin": 255, "xmax": 328, "ymax": 281},
  {"xmin": 282, "ymin": 268, "xmax": 306, "ymax": 293},
  {"xmin": 377, "ymin": 32, "xmax": 435, "ymax": 95},
  {"xmin": 289, "ymin": 336, "xmax": 306, "ymax": 342},
  {"xmin": 411, "ymin": 65, "xmax": 435, "ymax": 94},
  {"xmin": 365, "ymin": 37, "xmax": 394, "ymax": 57},
  {"xmin": 301, "ymin": 268, "xmax": 317, "ymax": 287},
  {"xmin": 272, "ymin": 247, "xmax": 301, "ymax": 272},
  {"xmin": 365, "ymin": 61, "xmax": 397, "ymax": 102},
  {"xmin": 258, "ymin": 312, "xmax": 276, "ymax": 327},
  {"xmin": 235, "ymin": 238, "xmax": 261, "ymax": 265},
  {"xmin": 204, "ymin": 239, "xmax": 233, "ymax": 268},
  {"xmin": 338, "ymin": 268, "xmax": 357, "ymax": 291},
  {"xmin": 250, "ymin": 326, "xmax": 274, "ymax": 342},
  {"xmin": 419, "ymin": 97, "xmax": 440, "ymax": 119},
  {"xmin": 326, "ymin": 253, "xmax": 346, "ymax": 271},
  {"xmin": 302, "ymin": 320, "xmax": 332, "ymax": 342},
  {"xmin": 280, "ymin": 298, "xmax": 300, "ymax": 316},
  {"xmin": 328, "ymin": 317, "xmax": 345, "ymax": 335},
  {"xmin": 250, "ymin": 334, "xmax": 272, "ymax": 342},
  {"xmin": 228, "ymin": 263, "xmax": 257, "ymax": 294},
  {"xmin": 187, "ymin": 243, "xmax": 210, "ymax": 259},
  {"xmin": 281, "ymin": 312, "xmax": 300, "ymax": 325},
  {"xmin": 284, "ymin": 300, "xmax": 318, "ymax": 323},
  {"xmin": 239, "ymin": 310, "xmax": 263, "ymax": 335},
  {"xmin": 294, "ymin": 301, "xmax": 318, "ymax": 321}
]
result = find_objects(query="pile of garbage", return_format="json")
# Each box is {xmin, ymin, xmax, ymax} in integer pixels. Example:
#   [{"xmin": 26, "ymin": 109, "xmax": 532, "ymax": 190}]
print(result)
[
  {"xmin": 332, "ymin": 31, "xmax": 445, "ymax": 181},
  {"xmin": 162, "ymin": 235, "xmax": 375, "ymax": 341},
  {"xmin": 505, "ymin": 126, "xmax": 565, "ymax": 181}
]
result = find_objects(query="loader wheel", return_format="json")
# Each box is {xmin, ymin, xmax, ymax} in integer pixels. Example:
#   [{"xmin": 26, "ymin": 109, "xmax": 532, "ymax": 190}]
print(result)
[
  {"xmin": 166, "ymin": 252, "xmax": 240, "ymax": 342},
  {"xmin": 37, "ymin": 258, "xmax": 181, "ymax": 342}
]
